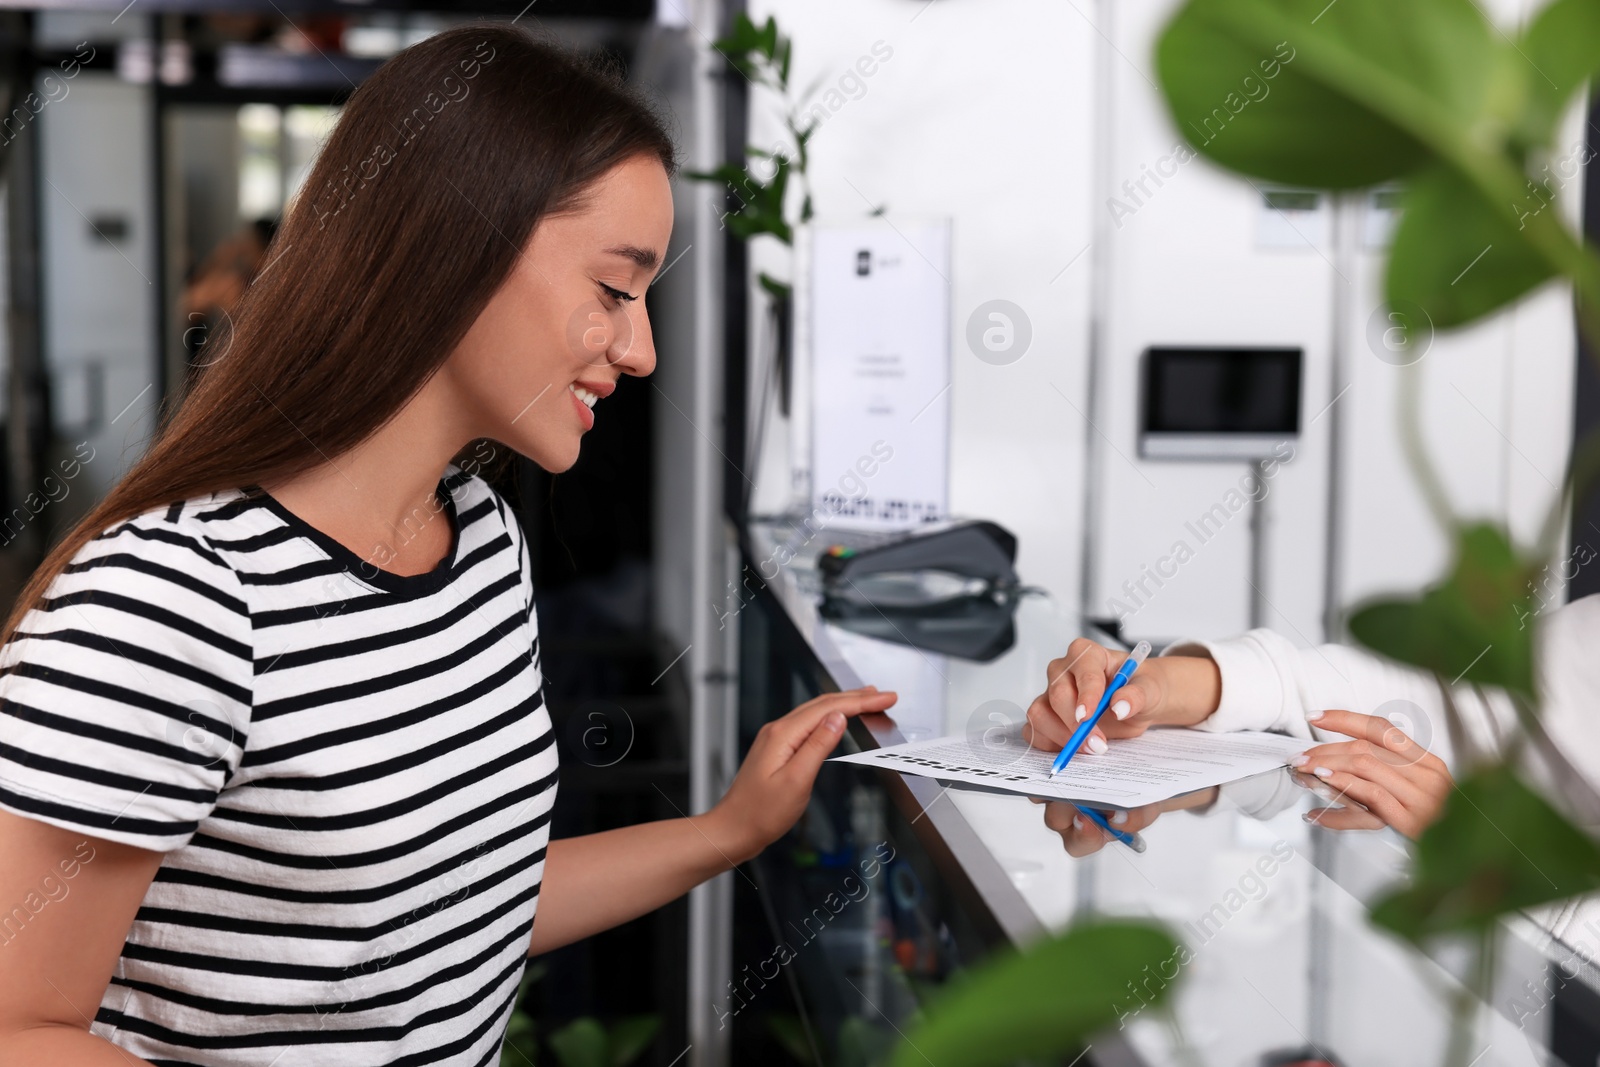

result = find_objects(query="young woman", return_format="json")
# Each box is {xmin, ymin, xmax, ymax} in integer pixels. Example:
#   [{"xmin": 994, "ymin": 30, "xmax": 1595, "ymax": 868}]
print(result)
[{"xmin": 0, "ymin": 25, "xmax": 896, "ymax": 1067}]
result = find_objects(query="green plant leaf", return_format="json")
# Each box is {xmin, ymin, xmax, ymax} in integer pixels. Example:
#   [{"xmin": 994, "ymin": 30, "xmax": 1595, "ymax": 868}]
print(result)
[
  {"xmin": 680, "ymin": 163, "xmax": 754, "ymax": 194},
  {"xmin": 687, "ymin": 158, "xmax": 793, "ymax": 245},
  {"xmin": 1371, "ymin": 765, "xmax": 1600, "ymax": 940},
  {"xmin": 755, "ymin": 15, "xmax": 779, "ymax": 61},
  {"xmin": 500, "ymin": 1012, "xmax": 538, "ymax": 1067},
  {"xmin": 724, "ymin": 154, "xmax": 794, "ymax": 245},
  {"xmin": 1347, "ymin": 523, "xmax": 1539, "ymax": 700},
  {"xmin": 606, "ymin": 1015, "xmax": 659, "ymax": 1067},
  {"xmin": 777, "ymin": 36, "xmax": 793, "ymax": 89},
  {"xmin": 1386, "ymin": 164, "xmax": 1556, "ymax": 327},
  {"xmin": 1516, "ymin": 0, "xmax": 1600, "ymax": 145},
  {"xmin": 762, "ymin": 1013, "xmax": 813, "ymax": 1065},
  {"xmin": 757, "ymin": 273, "xmax": 792, "ymax": 301},
  {"xmin": 498, "ymin": 962, "xmax": 545, "ymax": 1066},
  {"xmin": 889, "ymin": 920, "xmax": 1180, "ymax": 1067},
  {"xmin": 712, "ymin": 13, "xmax": 762, "ymax": 60},
  {"xmin": 548, "ymin": 1018, "xmax": 608, "ymax": 1067},
  {"xmin": 837, "ymin": 1016, "xmax": 896, "ymax": 1067},
  {"xmin": 1156, "ymin": 0, "xmax": 1499, "ymax": 189},
  {"xmin": 711, "ymin": 14, "xmax": 781, "ymax": 85}
]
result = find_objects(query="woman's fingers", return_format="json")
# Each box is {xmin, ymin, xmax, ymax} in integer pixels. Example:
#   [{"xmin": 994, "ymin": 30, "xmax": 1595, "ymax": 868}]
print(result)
[
  {"xmin": 1288, "ymin": 708, "xmax": 1456, "ymax": 839},
  {"xmin": 1047, "ymin": 639, "xmax": 1112, "ymax": 729},
  {"xmin": 1098, "ymin": 675, "xmax": 1155, "ymax": 735},
  {"xmin": 1067, "ymin": 696, "xmax": 1154, "ymax": 753},
  {"xmin": 715, "ymin": 686, "xmax": 898, "ymax": 857},
  {"xmin": 1288, "ymin": 730, "xmax": 1453, "ymax": 840},
  {"xmin": 788, "ymin": 685, "xmax": 892, "ymax": 722},
  {"xmin": 1023, "ymin": 702, "xmax": 1144, "ymax": 758},
  {"xmin": 1106, "ymin": 803, "xmax": 1161, "ymax": 834},
  {"xmin": 1291, "ymin": 742, "xmax": 1436, "ymax": 812},
  {"xmin": 788, "ymin": 686, "xmax": 897, "ymax": 734},
  {"xmin": 1304, "ymin": 708, "xmax": 1446, "ymax": 774},
  {"xmin": 1304, "ymin": 804, "xmax": 1387, "ymax": 831},
  {"xmin": 1040, "ymin": 801, "xmax": 1161, "ymax": 857},
  {"xmin": 779, "ymin": 711, "xmax": 850, "ymax": 787},
  {"xmin": 764, "ymin": 687, "xmax": 897, "ymax": 770},
  {"xmin": 1041, "ymin": 802, "xmax": 1110, "ymax": 857},
  {"xmin": 1023, "ymin": 693, "xmax": 1074, "ymax": 751},
  {"xmin": 1032, "ymin": 639, "xmax": 1159, "ymax": 758},
  {"xmin": 1296, "ymin": 765, "xmax": 1422, "ymax": 836}
]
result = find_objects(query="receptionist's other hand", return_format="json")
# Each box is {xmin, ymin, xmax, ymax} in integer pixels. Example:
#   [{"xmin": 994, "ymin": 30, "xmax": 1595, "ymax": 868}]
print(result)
[
  {"xmin": 1022, "ymin": 638, "xmax": 1221, "ymax": 756},
  {"xmin": 1291, "ymin": 707, "xmax": 1452, "ymax": 840},
  {"xmin": 1031, "ymin": 787, "xmax": 1219, "ymax": 857}
]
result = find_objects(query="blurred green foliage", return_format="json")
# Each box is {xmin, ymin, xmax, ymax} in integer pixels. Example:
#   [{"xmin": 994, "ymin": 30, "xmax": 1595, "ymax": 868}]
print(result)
[
  {"xmin": 498, "ymin": 963, "xmax": 659, "ymax": 1067},
  {"xmin": 1348, "ymin": 524, "xmax": 1540, "ymax": 701},
  {"xmin": 888, "ymin": 922, "xmax": 1180, "ymax": 1067},
  {"xmin": 1373, "ymin": 765, "xmax": 1600, "ymax": 939}
]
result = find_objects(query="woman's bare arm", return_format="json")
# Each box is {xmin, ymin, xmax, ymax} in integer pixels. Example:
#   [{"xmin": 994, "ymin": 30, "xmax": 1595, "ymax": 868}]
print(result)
[
  {"xmin": 0, "ymin": 809, "xmax": 163, "ymax": 1067},
  {"xmin": 528, "ymin": 815, "xmax": 746, "ymax": 955}
]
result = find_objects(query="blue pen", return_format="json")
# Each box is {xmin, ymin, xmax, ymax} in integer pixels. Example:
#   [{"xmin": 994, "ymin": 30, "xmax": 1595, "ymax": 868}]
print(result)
[
  {"xmin": 1050, "ymin": 640, "xmax": 1153, "ymax": 777},
  {"xmin": 1072, "ymin": 803, "xmax": 1147, "ymax": 853}
]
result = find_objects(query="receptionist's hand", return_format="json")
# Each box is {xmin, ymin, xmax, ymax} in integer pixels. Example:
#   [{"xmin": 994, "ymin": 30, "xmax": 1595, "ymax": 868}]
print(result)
[
  {"xmin": 1032, "ymin": 787, "xmax": 1220, "ymax": 857},
  {"xmin": 1022, "ymin": 638, "xmax": 1221, "ymax": 755},
  {"xmin": 1290, "ymin": 707, "xmax": 1452, "ymax": 840}
]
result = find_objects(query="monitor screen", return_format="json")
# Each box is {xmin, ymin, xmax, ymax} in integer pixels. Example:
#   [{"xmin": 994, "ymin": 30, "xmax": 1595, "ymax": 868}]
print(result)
[{"xmin": 1141, "ymin": 347, "xmax": 1302, "ymax": 436}]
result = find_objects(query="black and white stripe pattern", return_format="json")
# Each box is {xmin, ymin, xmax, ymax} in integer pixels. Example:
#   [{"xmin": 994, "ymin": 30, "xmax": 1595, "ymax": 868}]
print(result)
[{"xmin": 0, "ymin": 463, "xmax": 556, "ymax": 1066}]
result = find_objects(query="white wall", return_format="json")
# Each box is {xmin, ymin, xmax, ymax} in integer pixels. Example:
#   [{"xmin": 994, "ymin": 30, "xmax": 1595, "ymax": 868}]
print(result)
[{"xmin": 746, "ymin": 0, "xmax": 1097, "ymax": 610}]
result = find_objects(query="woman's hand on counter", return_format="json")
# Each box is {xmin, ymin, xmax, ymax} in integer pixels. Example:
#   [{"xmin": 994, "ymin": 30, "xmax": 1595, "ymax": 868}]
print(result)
[
  {"xmin": 1031, "ymin": 787, "xmax": 1219, "ymax": 857},
  {"xmin": 702, "ymin": 686, "xmax": 898, "ymax": 865},
  {"xmin": 1290, "ymin": 707, "xmax": 1452, "ymax": 840},
  {"xmin": 1022, "ymin": 637, "xmax": 1221, "ymax": 755}
]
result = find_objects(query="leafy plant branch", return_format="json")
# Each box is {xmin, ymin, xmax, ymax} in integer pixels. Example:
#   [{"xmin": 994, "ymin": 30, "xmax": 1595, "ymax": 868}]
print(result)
[{"xmin": 686, "ymin": 13, "xmax": 823, "ymax": 300}]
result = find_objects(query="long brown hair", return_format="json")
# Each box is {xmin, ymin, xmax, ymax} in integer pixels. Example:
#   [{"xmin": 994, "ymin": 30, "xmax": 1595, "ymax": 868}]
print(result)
[{"xmin": 0, "ymin": 22, "xmax": 677, "ymax": 648}]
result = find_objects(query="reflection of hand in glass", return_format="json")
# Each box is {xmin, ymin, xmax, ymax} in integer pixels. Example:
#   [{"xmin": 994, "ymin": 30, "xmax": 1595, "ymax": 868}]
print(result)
[
  {"xmin": 1289, "ymin": 708, "xmax": 1452, "ymax": 839},
  {"xmin": 1031, "ymin": 786, "xmax": 1220, "ymax": 857}
]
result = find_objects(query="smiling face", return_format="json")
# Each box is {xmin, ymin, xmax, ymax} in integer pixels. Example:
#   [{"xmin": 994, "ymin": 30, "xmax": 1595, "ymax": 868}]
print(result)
[{"xmin": 441, "ymin": 153, "xmax": 674, "ymax": 472}]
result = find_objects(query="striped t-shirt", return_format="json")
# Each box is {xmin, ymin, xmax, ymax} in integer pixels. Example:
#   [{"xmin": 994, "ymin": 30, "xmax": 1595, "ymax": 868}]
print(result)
[{"xmin": 0, "ymin": 462, "xmax": 557, "ymax": 1066}]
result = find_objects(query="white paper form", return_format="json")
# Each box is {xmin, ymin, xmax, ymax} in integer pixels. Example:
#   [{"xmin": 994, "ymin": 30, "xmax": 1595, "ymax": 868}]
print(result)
[{"xmin": 831, "ymin": 727, "xmax": 1306, "ymax": 808}]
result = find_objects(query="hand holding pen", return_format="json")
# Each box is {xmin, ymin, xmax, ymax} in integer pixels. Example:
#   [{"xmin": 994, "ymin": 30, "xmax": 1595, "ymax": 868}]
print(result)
[
  {"xmin": 1021, "ymin": 636, "xmax": 1222, "ymax": 756},
  {"xmin": 1031, "ymin": 642, "xmax": 1151, "ymax": 854},
  {"xmin": 1048, "ymin": 640, "xmax": 1152, "ymax": 776}
]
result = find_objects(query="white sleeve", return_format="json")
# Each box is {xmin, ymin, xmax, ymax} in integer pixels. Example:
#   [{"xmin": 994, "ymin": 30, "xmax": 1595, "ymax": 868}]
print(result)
[{"xmin": 1156, "ymin": 627, "xmax": 1517, "ymax": 774}]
